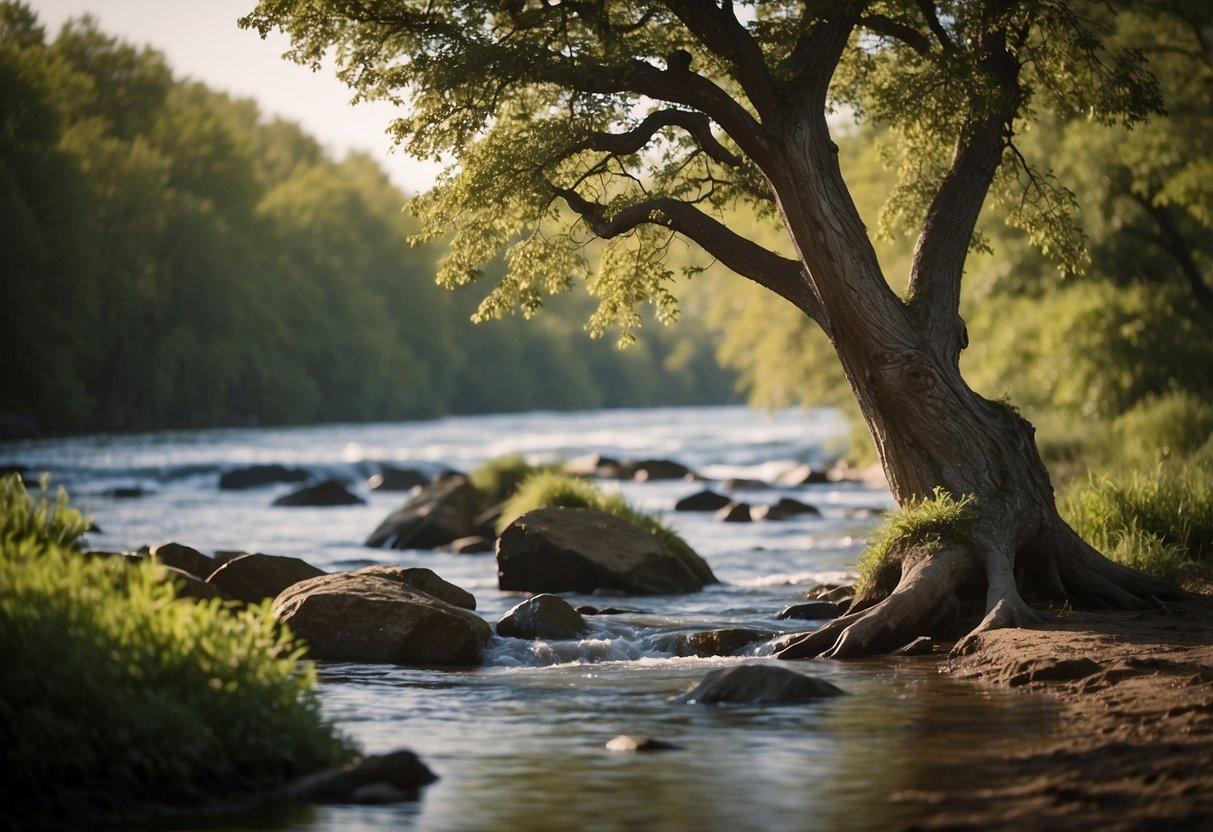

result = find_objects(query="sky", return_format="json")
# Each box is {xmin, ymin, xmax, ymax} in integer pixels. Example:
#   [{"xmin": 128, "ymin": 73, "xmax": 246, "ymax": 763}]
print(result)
[{"xmin": 29, "ymin": 0, "xmax": 443, "ymax": 193}]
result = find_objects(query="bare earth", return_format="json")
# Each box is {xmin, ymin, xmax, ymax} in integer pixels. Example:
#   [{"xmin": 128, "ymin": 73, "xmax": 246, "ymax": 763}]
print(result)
[{"xmin": 909, "ymin": 587, "xmax": 1213, "ymax": 831}]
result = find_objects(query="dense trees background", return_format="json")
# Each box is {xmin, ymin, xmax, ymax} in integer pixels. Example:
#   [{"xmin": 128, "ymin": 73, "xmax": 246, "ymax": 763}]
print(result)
[{"xmin": 0, "ymin": 4, "xmax": 737, "ymax": 435}]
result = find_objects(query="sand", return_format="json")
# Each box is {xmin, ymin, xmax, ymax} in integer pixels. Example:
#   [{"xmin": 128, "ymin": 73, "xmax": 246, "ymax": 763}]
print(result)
[{"xmin": 905, "ymin": 588, "xmax": 1213, "ymax": 831}]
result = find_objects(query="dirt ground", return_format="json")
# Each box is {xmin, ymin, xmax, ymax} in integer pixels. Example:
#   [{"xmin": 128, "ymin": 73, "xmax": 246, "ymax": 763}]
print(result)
[{"xmin": 906, "ymin": 586, "xmax": 1213, "ymax": 831}]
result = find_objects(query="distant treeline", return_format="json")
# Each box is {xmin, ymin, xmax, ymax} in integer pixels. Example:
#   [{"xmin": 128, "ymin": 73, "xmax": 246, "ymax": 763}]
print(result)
[{"xmin": 0, "ymin": 5, "xmax": 738, "ymax": 436}]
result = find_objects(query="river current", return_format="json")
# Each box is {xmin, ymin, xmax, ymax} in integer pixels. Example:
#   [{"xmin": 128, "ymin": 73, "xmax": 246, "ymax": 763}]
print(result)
[{"xmin": 3, "ymin": 405, "xmax": 1052, "ymax": 831}]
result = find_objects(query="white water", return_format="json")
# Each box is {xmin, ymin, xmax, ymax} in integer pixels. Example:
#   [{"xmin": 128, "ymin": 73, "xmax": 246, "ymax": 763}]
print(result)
[{"xmin": 2, "ymin": 405, "xmax": 1052, "ymax": 831}]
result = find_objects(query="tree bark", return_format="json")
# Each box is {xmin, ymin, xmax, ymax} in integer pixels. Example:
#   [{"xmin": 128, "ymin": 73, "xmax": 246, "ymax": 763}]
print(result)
[{"xmin": 763, "ymin": 119, "xmax": 1181, "ymax": 660}]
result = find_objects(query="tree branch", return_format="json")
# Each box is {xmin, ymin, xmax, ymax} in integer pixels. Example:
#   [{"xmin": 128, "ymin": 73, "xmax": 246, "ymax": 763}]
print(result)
[
  {"xmin": 553, "ymin": 186, "xmax": 824, "ymax": 331},
  {"xmin": 575, "ymin": 108, "xmax": 742, "ymax": 168},
  {"xmin": 859, "ymin": 14, "xmax": 933, "ymax": 54},
  {"xmin": 916, "ymin": 1, "xmax": 956, "ymax": 52}
]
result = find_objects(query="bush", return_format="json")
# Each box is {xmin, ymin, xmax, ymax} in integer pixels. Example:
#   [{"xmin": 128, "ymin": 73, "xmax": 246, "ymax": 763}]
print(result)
[
  {"xmin": 497, "ymin": 471, "xmax": 695, "ymax": 558},
  {"xmin": 1060, "ymin": 459, "xmax": 1213, "ymax": 577},
  {"xmin": 0, "ymin": 475, "xmax": 352, "ymax": 819},
  {"xmin": 1104, "ymin": 391, "xmax": 1213, "ymax": 469}
]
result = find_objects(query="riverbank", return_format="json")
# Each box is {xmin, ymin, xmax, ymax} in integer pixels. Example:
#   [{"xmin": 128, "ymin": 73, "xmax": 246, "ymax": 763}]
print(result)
[{"xmin": 911, "ymin": 585, "xmax": 1213, "ymax": 830}]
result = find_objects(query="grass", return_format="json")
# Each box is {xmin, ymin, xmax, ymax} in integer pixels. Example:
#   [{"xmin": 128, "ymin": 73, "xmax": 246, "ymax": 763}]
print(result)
[
  {"xmin": 496, "ymin": 470, "xmax": 696, "ymax": 559},
  {"xmin": 855, "ymin": 488, "xmax": 976, "ymax": 596},
  {"xmin": 0, "ymin": 475, "xmax": 353, "ymax": 820},
  {"xmin": 1060, "ymin": 459, "xmax": 1213, "ymax": 578},
  {"xmin": 468, "ymin": 453, "xmax": 554, "ymax": 505}
]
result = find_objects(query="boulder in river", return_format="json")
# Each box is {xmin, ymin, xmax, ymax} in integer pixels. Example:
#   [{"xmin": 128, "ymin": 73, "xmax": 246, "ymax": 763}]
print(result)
[
  {"xmin": 773, "ymin": 463, "xmax": 831, "ymax": 486},
  {"xmin": 365, "ymin": 474, "xmax": 482, "ymax": 549},
  {"xmin": 715, "ymin": 501, "xmax": 752, "ymax": 523},
  {"xmin": 631, "ymin": 459, "xmax": 697, "ymax": 481},
  {"xmin": 352, "ymin": 564, "xmax": 476, "ymax": 610},
  {"xmin": 283, "ymin": 749, "xmax": 438, "ymax": 804},
  {"xmin": 497, "ymin": 594, "xmax": 589, "ymax": 640},
  {"xmin": 206, "ymin": 553, "xmax": 326, "ymax": 603},
  {"xmin": 273, "ymin": 571, "xmax": 491, "ymax": 665},
  {"xmin": 273, "ymin": 479, "xmax": 365, "ymax": 507},
  {"xmin": 149, "ymin": 541, "xmax": 217, "ymax": 581},
  {"xmin": 674, "ymin": 664, "xmax": 847, "ymax": 705},
  {"xmin": 687, "ymin": 628, "xmax": 777, "ymax": 657},
  {"xmin": 496, "ymin": 507, "xmax": 716, "ymax": 595},
  {"xmin": 219, "ymin": 464, "xmax": 310, "ymax": 490},
  {"xmin": 368, "ymin": 465, "xmax": 431, "ymax": 492},
  {"xmin": 674, "ymin": 489, "xmax": 732, "ymax": 512},
  {"xmin": 752, "ymin": 498, "xmax": 821, "ymax": 521}
]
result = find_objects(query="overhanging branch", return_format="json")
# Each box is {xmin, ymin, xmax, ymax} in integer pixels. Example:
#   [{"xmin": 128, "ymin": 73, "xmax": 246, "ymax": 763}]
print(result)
[{"xmin": 553, "ymin": 186, "xmax": 824, "ymax": 332}]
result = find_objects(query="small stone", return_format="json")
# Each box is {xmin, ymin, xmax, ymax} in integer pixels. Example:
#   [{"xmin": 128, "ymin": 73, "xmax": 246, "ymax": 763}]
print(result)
[
  {"xmin": 776, "ymin": 601, "xmax": 843, "ymax": 621},
  {"xmin": 674, "ymin": 489, "xmax": 733, "ymax": 512},
  {"xmin": 605, "ymin": 735, "xmax": 681, "ymax": 752},
  {"xmin": 497, "ymin": 594, "xmax": 589, "ymax": 640},
  {"xmin": 675, "ymin": 664, "xmax": 847, "ymax": 705},
  {"xmin": 273, "ymin": 479, "xmax": 364, "ymax": 507},
  {"xmin": 715, "ymin": 502, "xmax": 752, "ymax": 523}
]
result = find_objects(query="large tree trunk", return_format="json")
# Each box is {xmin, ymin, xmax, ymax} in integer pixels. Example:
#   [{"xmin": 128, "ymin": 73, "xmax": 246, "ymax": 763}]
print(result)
[{"xmin": 765, "ymin": 124, "xmax": 1181, "ymax": 660}]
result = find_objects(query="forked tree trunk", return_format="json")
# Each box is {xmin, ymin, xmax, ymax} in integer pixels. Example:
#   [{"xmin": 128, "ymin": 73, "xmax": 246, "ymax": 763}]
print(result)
[{"xmin": 764, "ymin": 126, "xmax": 1181, "ymax": 659}]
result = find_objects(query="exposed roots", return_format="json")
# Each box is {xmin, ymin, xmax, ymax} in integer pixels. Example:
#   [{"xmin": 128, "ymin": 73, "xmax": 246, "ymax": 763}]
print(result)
[{"xmin": 775, "ymin": 517, "xmax": 1184, "ymax": 661}]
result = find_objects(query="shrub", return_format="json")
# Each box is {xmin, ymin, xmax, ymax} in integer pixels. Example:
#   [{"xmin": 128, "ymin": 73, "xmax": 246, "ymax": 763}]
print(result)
[
  {"xmin": 1060, "ymin": 459, "xmax": 1213, "ymax": 577},
  {"xmin": 497, "ymin": 471, "xmax": 695, "ymax": 558},
  {"xmin": 1104, "ymin": 391, "xmax": 1213, "ymax": 469},
  {"xmin": 0, "ymin": 475, "xmax": 352, "ymax": 820}
]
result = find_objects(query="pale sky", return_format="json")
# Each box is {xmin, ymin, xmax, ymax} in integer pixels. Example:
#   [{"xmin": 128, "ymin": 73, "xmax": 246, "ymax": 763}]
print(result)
[{"xmin": 28, "ymin": 0, "xmax": 443, "ymax": 193}]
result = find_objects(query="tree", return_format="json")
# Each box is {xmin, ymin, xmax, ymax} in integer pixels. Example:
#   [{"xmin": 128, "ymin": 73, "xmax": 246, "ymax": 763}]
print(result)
[{"xmin": 240, "ymin": 1, "xmax": 1188, "ymax": 655}]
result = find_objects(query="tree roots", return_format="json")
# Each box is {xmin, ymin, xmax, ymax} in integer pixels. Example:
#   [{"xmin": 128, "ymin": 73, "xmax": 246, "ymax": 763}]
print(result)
[{"xmin": 774, "ymin": 520, "xmax": 1184, "ymax": 661}]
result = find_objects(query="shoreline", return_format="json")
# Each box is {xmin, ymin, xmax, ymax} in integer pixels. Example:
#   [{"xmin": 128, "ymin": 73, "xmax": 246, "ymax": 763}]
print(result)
[{"xmin": 912, "ymin": 588, "xmax": 1213, "ymax": 830}]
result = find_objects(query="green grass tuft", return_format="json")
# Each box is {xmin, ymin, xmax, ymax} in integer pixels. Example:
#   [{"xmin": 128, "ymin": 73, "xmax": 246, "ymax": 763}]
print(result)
[
  {"xmin": 468, "ymin": 453, "xmax": 553, "ymax": 505},
  {"xmin": 855, "ymin": 488, "xmax": 976, "ymax": 595},
  {"xmin": 0, "ymin": 475, "xmax": 353, "ymax": 819}
]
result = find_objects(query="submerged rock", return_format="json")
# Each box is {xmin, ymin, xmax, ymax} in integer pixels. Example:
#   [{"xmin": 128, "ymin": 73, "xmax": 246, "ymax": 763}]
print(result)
[
  {"xmin": 715, "ymin": 501, "xmax": 752, "ymax": 523},
  {"xmin": 776, "ymin": 601, "xmax": 843, "ymax": 621},
  {"xmin": 632, "ymin": 459, "xmax": 697, "ymax": 481},
  {"xmin": 773, "ymin": 463, "xmax": 831, "ymax": 486},
  {"xmin": 674, "ymin": 664, "xmax": 847, "ymax": 705},
  {"xmin": 219, "ymin": 464, "xmax": 310, "ymax": 490},
  {"xmin": 605, "ymin": 735, "xmax": 681, "ymax": 753},
  {"xmin": 753, "ymin": 498, "xmax": 821, "ymax": 521},
  {"xmin": 206, "ymin": 553, "xmax": 325, "ymax": 603},
  {"xmin": 496, "ymin": 507, "xmax": 716, "ymax": 595},
  {"xmin": 273, "ymin": 479, "xmax": 364, "ymax": 507},
  {"xmin": 365, "ymin": 474, "xmax": 482, "ymax": 550},
  {"xmin": 283, "ymin": 749, "xmax": 437, "ymax": 804},
  {"xmin": 688, "ymin": 628, "xmax": 777, "ymax": 657},
  {"xmin": 273, "ymin": 571, "xmax": 491, "ymax": 665},
  {"xmin": 497, "ymin": 594, "xmax": 589, "ymax": 640},
  {"xmin": 368, "ymin": 465, "xmax": 431, "ymax": 492}
]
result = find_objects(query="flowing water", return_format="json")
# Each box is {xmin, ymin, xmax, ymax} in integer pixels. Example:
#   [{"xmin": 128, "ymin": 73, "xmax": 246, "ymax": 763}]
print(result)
[{"xmin": 2, "ymin": 406, "xmax": 1053, "ymax": 831}]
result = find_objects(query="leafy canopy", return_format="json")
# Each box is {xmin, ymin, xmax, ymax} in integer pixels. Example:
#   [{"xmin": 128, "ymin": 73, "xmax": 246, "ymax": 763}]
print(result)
[{"xmin": 242, "ymin": 0, "xmax": 1162, "ymax": 342}]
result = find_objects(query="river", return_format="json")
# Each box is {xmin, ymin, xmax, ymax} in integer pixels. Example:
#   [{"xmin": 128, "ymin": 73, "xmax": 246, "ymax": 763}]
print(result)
[{"xmin": 2, "ymin": 405, "xmax": 1052, "ymax": 831}]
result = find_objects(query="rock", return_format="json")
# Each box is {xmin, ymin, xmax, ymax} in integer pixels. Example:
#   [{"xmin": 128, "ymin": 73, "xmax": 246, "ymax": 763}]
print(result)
[
  {"xmin": 283, "ymin": 749, "xmax": 437, "ymax": 803},
  {"xmin": 149, "ymin": 541, "xmax": 217, "ymax": 580},
  {"xmin": 688, "ymin": 628, "xmax": 776, "ymax": 657},
  {"xmin": 632, "ymin": 459, "xmax": 696, "ymax": 481},
  {"xmin": 219, "ymin": 464, "xmax": 310, "ymax": 490},
  {"xmin": 273, "ymin": 571, "xmax": 492, "ymax": 665},
  {"xmin": 773, "ymin": 463, "xmax": 830, "ymax": 486},
  {"xmin": 674, "ymin": 665, "xmax": 847, "ymax": 705},
  {"xmin": 161, "ymin": 566, "xmax": 227, "ymax": 602},
  {"xmin": 565, "ymin": 453, "xmax": 630, "ymax": 479},
  {"xmin": 674, "ymin": 489, "xmax": 733, "ymax": 512},
  {"xmin": 892, "ymin": 636, "xmax": 934, "ymax": 656},
  {"xmin": 368, "ymin": 465, "xmax": 430, "ymax": 492},
  {"xmin": 443, "ymin": 535, "xmax": 496, "ymax": 555},
  {"xmin": 720, "ymin": 477, "xmax": 767, "ymax": 490},
  {"xmin": 497, "ymin": 594, "xmax": 589, "ymax": 640},
  {"xmin": 102, "ymin": 486, "xmax": 147, "ymax": 499},
  {"xmin": 753, "ymin": 498, "xmax": 821, "ymax": 521},
  {"xmin": 365, "ymin": 475, "xmax": 482, "ymax": 549},
  {"xmin": 206, "ymin": 553, "xmax": 326, "ymax": 603},
  {"xmin": 352, "ymin": 565, "xmax": 476, "ymax": 609},
  {"xmin": 605, "ymin": 735, "xmax": 681, "ymax": 753},
  {"xmin": 575, "ymin": 605, "xmax": 645, "ymax": 616},
  {"xmin": 273, "ymin": 479, "xmax": 365, "ymax": 507},
  {"xmin": 715, "ymin": 501, "xmax": 752, "ymax": 523},
  {"xmin": 777, "ymin": 601, "xmax": 843, "ymax": 621},
  {"xmin": 806, "ymin": 584, "xmax": 856, "ymax": 605},
  {"xmin": 497, "ymin": 507, "xmax": 716, "ymax": 595}
]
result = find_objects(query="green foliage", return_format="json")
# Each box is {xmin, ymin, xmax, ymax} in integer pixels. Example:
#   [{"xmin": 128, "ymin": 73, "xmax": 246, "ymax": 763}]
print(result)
[
  {"xmin": 0, "ymin": 475, "xmax": 352, "ymax": 818},
  {"xmin": 855, "ymin": 489, "xmax": 976, "ymax": 596},
  {"xmin": 469, "ymin": 454, "xmax": 551, "ymax": 505},
  {"xmin": 1059, "ymin": 460, "xmax": 1213, "ymax": 577},
  {"xmin": 497, "ymin": 471, "xmax": 693, "ymax": 558},
  {"xmin": 1104, "ymin": 391, "xmax": 1213, "ymax": 469},
  {"xmin": 0, "ymin": 5, "xmax": 736, "ymax": 434}
]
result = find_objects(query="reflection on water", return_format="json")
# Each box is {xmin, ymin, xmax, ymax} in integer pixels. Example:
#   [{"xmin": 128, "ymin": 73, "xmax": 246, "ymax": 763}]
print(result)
[{"xmin": 6, "ymin": 407, "xmax": 1053, "ymax": 831}]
